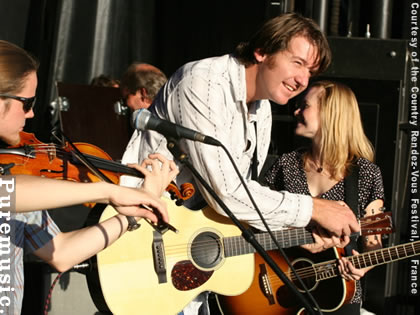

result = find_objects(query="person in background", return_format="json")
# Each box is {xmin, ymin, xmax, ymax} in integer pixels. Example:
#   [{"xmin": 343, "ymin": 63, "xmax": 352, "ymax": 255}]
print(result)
[
  {"xmin": 120, "ymin": 62, "xmax": 168, "ymax": 185},
  {"xmin": 264, "ymin": 80, "xmax": 384, "ymax": 314},
  {"xmin": 0, "ymin": 39, "xmax": 178, "ymax": 315},
  {"xmin": 90, "ymin": 74, "xmax": 120, "ymax": 88},
  {"xmin": 120, "ymin": 62, "xmax": 167, "ymax": 111}
]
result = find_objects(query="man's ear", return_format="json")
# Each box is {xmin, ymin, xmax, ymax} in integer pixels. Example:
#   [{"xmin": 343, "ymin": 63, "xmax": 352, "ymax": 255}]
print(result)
[
  {"xmin": 139, "ymin": 87, "xmax": 149, "ymax": 98},
  {"xmin": 139, "ymin": 88, "xmax": 152, "ymax": 105},
  {"xmin": 254, "ymin": 49, "xmax": 267, "ymax": 63}
]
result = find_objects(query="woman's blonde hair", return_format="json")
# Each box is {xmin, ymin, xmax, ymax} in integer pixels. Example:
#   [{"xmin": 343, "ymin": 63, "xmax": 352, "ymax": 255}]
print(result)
[{"xmin": 303, "ymin": 80, "xmax": 374, "ymax": 180}]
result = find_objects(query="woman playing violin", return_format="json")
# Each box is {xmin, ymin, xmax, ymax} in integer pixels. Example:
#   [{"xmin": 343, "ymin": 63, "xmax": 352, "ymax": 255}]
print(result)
[{"xmin": 0, "ymin": 39, "xmax": 178, "ymax": 315}]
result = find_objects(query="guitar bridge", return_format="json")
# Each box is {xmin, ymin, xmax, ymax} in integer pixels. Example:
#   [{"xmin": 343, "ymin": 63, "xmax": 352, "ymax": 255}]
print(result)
[
  {"xmin": 258, "ymin": 263, "xmax": 275, "ymax": 305},
  {"xmin": 152, "ymin": 231, "xmax": 167, "ymax": 283}
]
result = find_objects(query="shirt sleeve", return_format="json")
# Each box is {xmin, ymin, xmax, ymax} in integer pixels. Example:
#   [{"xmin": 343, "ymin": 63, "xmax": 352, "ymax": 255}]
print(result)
[
  {"xmin": 369, "ymin": 164, "xmax": 385, "ymax": 201},
  {"xmin": 120, "ymin": 129, "xmax": 144, "ymax": 188},
  {"xmin": 16, "ymin": 211, "xmax": 60, "ymax": 253},
  {"xmin": 358, "ymin": 159, "xmax": 385, "ymax": 211}
]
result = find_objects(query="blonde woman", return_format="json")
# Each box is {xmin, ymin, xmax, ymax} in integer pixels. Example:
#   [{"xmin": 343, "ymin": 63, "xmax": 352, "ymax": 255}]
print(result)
[{"xmin": 264, "ymin": 80, "xmax": 384, "ymax": 314}]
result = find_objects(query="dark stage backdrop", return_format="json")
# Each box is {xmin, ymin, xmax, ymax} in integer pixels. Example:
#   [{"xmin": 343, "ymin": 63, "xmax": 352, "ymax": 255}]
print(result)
[
  {"xmin": 0, "ymin": 0, "xmax": 159, "ymax": 143},
  {"xmin": 0, "ymin": 0, "xmax": 412, "ymax": 142}
]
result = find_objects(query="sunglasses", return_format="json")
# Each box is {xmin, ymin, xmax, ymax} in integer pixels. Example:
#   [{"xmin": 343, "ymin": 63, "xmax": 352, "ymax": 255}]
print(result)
[{"xmin": 0, "ymin": 94, "xmax": 36, "ymax": 113}]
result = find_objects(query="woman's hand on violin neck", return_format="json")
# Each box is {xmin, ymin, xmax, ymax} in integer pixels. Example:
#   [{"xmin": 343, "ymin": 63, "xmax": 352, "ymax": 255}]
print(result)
[
  {"xmin": 129, "ymin": 153, "xmax": 179, "ymax": 197},
  {"xmin": 107, "ymin": 184, "xmax": 169, "ymax": 223}
]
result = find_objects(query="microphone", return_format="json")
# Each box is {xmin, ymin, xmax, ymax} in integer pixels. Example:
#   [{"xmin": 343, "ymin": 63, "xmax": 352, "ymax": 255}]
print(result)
[{"xmin": 132, "ymin": 109, "xmax": 221, "ymax": 146}]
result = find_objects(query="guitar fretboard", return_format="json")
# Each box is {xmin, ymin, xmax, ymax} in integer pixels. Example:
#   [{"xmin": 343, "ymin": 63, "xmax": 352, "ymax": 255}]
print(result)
[
  {"xmin": 351, "ymin": 240, "xmax": 420, "ymax": 269},
  {"xmin": 222, "ymin": 212, "xmax": 386, "ymax": 259},
  {"xmin": 313, "ymin": 240, "xmax": 420, "ymax": 281},
  {"xmin": 223, "ymin": 228, "xmax": 314, "ymax": 257}
]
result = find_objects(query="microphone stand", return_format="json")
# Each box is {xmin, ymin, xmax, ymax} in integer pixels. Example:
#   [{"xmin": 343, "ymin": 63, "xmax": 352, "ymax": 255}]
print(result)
[{"xmin": 166, "ymin": 138, "xmax": 319, "ymax": 315}]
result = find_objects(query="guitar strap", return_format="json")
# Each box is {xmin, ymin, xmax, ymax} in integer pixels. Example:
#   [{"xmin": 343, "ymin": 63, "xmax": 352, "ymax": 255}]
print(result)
[
  {"xmin": 251, "ymin": 122, "xmax": 258, "ymax": 181},
  {"xmin": 344, "ymin": 162, "xmax": 360, "ymax": 256}
]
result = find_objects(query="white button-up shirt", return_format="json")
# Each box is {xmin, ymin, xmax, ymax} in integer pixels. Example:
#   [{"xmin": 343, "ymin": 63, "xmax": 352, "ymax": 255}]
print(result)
[{"xmin": 121, "ymin": 54, "xmax": 313, "ymax": 231}]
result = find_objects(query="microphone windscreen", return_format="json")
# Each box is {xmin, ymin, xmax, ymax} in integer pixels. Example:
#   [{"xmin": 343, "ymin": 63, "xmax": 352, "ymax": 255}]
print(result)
[{"xmin": 131, "ymin": 109, "xmax": 151, "ymax": 131}]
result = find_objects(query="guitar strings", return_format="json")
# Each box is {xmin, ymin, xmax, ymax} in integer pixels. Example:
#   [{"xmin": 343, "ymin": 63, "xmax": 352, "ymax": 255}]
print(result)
[
  {"xmin": 265, "ymin": 259, "xmax": 339, "ymax": 285},
  {"xmin": 264, "ymin": 241, "xmax": 420, "ymax": 286},
  {"xmin": 164, "ymin": 218, "xmax": 391, "ymax": 262},
  {"xmin": 160, "ymin": 217, "xmax": 391, "ymax": 265},
  {"xmin": 164, "ymin": 231, "xmax": 312, "ymax": 256},
  {"xmin": 162, "ymin": 221, "xmax": 391, "ymax": 262},
  {"xmin": 163, "ymin": 217, "xmax": 389, "ymax": 257}
]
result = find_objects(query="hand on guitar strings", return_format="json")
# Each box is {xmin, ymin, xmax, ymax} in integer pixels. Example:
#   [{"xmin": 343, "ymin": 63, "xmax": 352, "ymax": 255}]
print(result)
[
  {"xmin": 301, "ymin": 225, "xmax": 349, "ymax": 254},
  {"xmin": 338, "ymin": 249, "xmax": 367, "ymax": 281}
]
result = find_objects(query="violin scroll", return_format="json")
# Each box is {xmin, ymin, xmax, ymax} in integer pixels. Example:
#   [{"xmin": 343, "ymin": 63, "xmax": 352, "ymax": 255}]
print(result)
[{"xmin": 167, "ymin": 182, "xmax": 195, "ymax": 206}]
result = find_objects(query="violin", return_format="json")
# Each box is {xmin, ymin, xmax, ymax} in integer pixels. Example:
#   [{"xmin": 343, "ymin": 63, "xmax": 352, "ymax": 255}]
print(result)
[{"xmin": 0, "ymin": 131, "xmax": 194, "ymax": 203}]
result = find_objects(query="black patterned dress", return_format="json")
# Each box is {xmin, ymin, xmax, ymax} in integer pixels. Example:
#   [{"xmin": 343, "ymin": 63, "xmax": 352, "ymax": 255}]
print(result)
[{"xmin": 264, "ymin": 150, "xmax": 385, "ymax": 307}]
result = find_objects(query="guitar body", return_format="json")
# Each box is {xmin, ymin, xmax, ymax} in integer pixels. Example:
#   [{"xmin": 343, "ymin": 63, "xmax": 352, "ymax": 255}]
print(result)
[
  {"xmin": 95, "ymin": 198, "xmax": 255, "ymax": 315},
  {"xmin": 217, "ymin": 247, "xmax": 355, "ymax": 315}
]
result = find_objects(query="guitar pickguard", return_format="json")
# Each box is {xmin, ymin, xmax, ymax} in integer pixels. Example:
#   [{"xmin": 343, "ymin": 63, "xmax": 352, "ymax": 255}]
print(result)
[{"xmin": 172, "ymin": 260, "xmax": 213, "ymax": 290}]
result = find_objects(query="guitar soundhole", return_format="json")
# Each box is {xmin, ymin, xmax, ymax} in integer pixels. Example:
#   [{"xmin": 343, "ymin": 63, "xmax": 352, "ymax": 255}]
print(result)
[
  {"xmin": 291, "ymin": 259, "xmax": 317, "ymax": 292},
  {"xmin": 190, "ymin": 231, "xmax": 223, "ymax": 269}
]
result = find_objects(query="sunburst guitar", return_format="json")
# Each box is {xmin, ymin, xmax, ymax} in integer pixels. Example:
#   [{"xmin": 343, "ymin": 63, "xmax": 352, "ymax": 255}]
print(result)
[{"xmin": 216, "ymin": 214, "xmax": 420, "ymax": 315}]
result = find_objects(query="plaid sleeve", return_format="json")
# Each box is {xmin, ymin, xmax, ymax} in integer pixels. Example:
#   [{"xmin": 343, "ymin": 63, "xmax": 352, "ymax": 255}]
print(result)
[{"xmin": 19, "ymin": 211, "xmax": 61, "ymax": 253}]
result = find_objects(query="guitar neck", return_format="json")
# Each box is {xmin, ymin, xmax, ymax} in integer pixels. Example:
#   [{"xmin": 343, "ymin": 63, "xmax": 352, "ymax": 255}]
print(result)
[
  {"xmin": 222, "ymin": 211, "xmax": 389, "ymax": 259},
  {"xmin": 223, "ymin": 228, "xmax": 314, "ymax": 257},
  {"xmin": 350, "ymin": 240, "xmax": 420, "ymax": 269},
  {"xmin": 312, "ymin": 240, "xmax": 420, "ymax": 281}
]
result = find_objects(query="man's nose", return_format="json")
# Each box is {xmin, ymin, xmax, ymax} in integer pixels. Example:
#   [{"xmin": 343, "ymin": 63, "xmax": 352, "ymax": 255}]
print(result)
[{"xmin": 296, "ymin": 69, "xmax": 311, "ymax": 90}]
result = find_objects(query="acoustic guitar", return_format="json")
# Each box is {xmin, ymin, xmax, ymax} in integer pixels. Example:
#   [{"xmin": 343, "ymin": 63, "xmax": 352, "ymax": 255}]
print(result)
[{"xmin": 90, "ymin": 199, "xmax": 392, "ymax": 315}]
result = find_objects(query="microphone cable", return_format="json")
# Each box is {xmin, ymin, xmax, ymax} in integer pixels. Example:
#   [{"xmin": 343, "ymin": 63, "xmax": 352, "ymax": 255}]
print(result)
[
  {"xmin": 217, "ymin": 142, "xmax": 323, "ymax": 315},
  {"xmin": 135, "ymin": 108, "xmax": 322, "ymax": 313}
]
